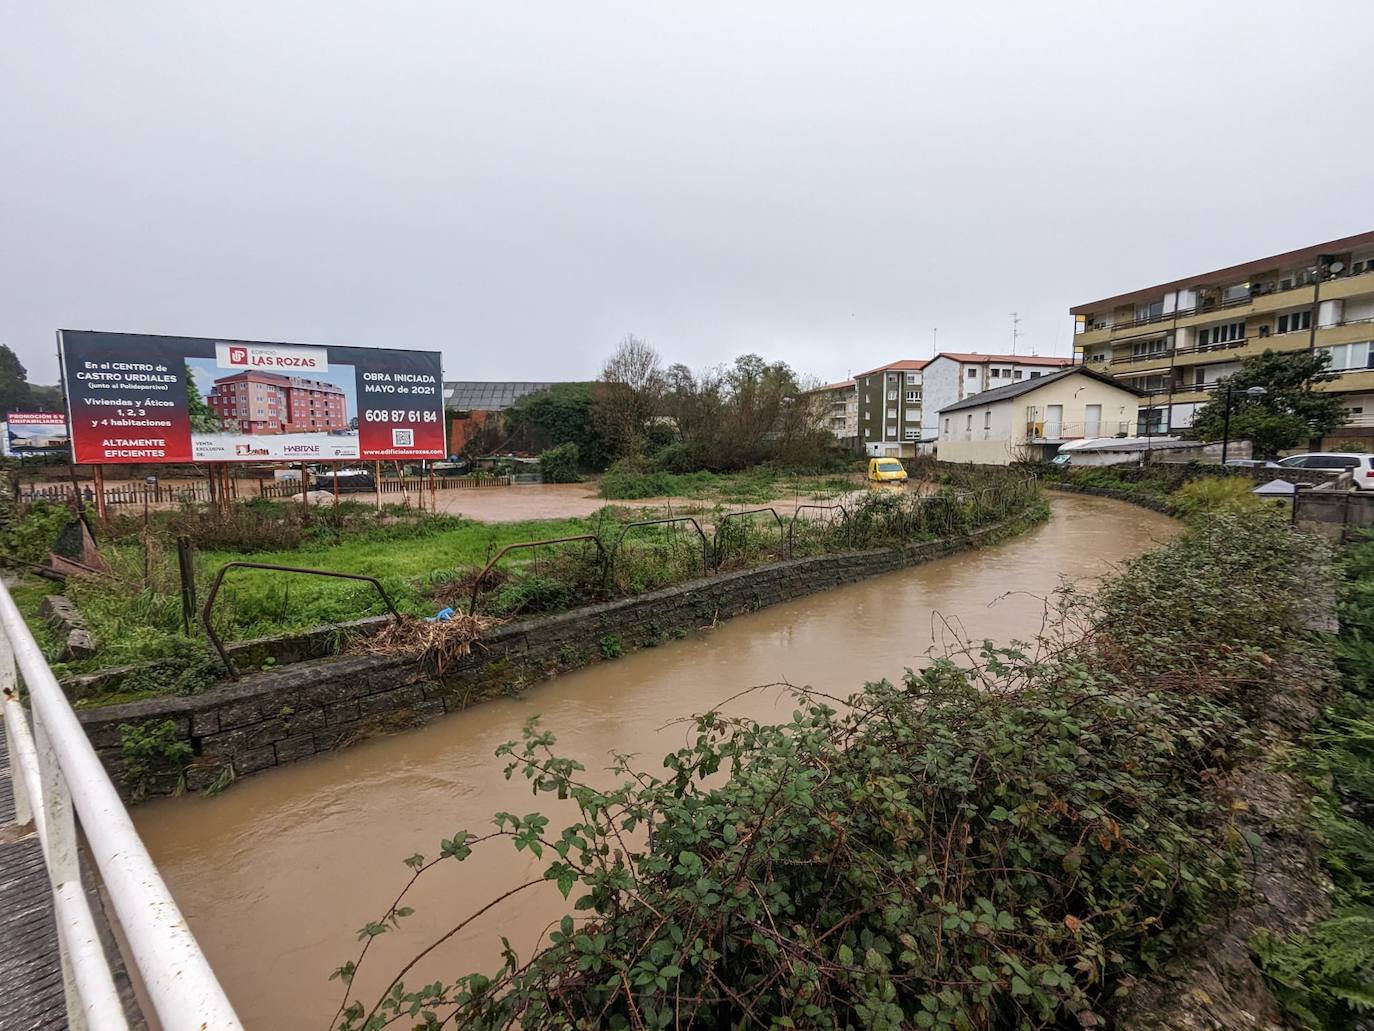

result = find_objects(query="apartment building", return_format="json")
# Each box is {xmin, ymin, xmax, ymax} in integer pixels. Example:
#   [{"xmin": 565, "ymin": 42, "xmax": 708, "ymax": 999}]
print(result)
[
  {"xmin": 854, "ymin": 360, "xmax": 928, "ymax": 456},
  {"xmin": 207, "ymin": 371, "xmax": 348, "ymax": 435},
  {"xmin": 920, "ymin": 352, "xmax": 1073, "ymax": 446},
  {"xmin": 937, "ymin": 366, "xmax": 1142, "ymax": 465},
  {"xmin": 803, "ymin": 379, "xmax": 858, "ymax": 441},
  {"xmin": 1071, "ymin": 230, "xmax": 1374, "ymax": 443}
]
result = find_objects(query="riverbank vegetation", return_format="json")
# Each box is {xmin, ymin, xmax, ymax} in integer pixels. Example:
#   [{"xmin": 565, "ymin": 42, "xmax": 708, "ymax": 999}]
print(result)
[
  {"xmin": 7, "ymin": 468, "xmax": 1043, "ymax": 701},
  {"xmin": 328, "ymin": 509, "xmax": 1339, "ymax": 1030},
  {"xmin": 1252, "ymin": 531, "xmax": 1374, "ymax": 1026}
]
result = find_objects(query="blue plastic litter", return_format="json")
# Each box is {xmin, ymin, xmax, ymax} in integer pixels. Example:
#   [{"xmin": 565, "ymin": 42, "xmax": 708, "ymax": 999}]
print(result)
[{"xmin": 425, "ymin": 607, "xmax": 456, "ymax": 622}]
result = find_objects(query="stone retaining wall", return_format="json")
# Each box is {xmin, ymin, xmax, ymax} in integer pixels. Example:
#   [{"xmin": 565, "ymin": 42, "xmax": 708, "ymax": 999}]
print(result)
[
  {"xmin": 79, "ymin": 518, "xmax": 1031, "ymax": 798},
  {"xmin": 1043, "ymin": 481, "xmax": 1179, "ymax": 515}
]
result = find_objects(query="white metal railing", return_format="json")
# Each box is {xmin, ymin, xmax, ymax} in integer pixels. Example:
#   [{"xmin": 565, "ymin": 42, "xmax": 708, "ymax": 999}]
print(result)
[{"xmin": 0, "ymin": 579, "xmax": 243, "ymax": 1030}]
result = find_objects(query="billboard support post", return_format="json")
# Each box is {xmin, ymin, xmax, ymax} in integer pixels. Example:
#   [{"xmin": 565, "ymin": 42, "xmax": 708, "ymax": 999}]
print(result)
[
  {"xmin": 300, "ymin": 463, "xmax": 309, "ymax": 515},
  {"xmin": 92, "ymin": 465, "xmax": 107, "ymax": 522},
  {"xmin": 373, "ymin": 462, "xmax": 382, "ymax": 513},
  {"xmin": 331, "ymin": 463, "xmax": 339, "ymax": 504}
]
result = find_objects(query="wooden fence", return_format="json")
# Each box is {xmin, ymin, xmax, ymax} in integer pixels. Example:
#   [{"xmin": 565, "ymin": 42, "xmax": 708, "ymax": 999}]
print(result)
[
  {"xmin": 259, "ymin": 475, "xmax": 512, "ymax": 498},
  {"xmin": 21, "ymin": 482, "xmax": 213, "ymax": 506},
  {"xmin": 22, "ymin": 474, "xmax": 513, "ymax": 506}
]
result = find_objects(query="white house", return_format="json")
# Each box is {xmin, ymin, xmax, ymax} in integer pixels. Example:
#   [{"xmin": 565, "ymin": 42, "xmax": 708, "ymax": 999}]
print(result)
[
  {"xmin": 919, "ymin": 352, "xmax": 1073, "ymax": 447},
  {"xmin": 936, "ymin": 366, "xmax": 1143, "ymax": 465}
]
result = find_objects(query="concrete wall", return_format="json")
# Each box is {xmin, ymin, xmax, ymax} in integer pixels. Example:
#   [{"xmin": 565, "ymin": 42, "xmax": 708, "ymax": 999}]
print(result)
[{"xmin": 81, "ymin": 520, "xmax": 1025, "ymax": 799}]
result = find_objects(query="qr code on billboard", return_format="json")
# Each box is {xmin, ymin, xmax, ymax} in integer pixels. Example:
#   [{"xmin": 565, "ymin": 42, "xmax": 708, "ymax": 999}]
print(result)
[{"xmin": 392, "ymin": 428, "xmax": 414, "ymax": 447}]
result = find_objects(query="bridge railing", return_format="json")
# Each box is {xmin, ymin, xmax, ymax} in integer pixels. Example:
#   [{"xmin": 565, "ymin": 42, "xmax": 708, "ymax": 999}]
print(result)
[{"xmin": 0, "ymin": 578, "xmax": 243, "ymax": 1031}]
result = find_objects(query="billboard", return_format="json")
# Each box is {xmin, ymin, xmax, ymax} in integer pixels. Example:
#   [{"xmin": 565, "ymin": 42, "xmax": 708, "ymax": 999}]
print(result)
[
  {"xmin": 59, "ymin": 331, "xmax": 445, "ymax": 464},
  {"xmin": 5, "ymin": 412, "xmax": 70, "ymax": 457}
]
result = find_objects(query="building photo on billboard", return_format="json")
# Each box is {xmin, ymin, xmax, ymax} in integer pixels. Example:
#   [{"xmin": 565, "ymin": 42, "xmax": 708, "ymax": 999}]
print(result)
[
  {"xmin": 4, "ymin": 412, "xmax": 70, "ymax": 458},
  {"xmin": 59, "ymin": 331, "xmax": 445, "ymax": 465}
]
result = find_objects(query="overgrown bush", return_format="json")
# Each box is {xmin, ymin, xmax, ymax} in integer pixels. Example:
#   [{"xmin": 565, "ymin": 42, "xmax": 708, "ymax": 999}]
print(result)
[
  {"xmin": 1254, "ymin": 531, "xmax": 1374, "ymax": 1026},
  {"xmin": 538, "ymin": 443, "xmax": 582, "ymax": 484},
  {"xmin": 329, "ymin": 512, "xmax": 1318, "ymax": 1030},
  {"xmin": 1171, "ymin": 475, "xmax": 1263, "ymax": 520},
  {"xmin": 0, "ymin": 499, "xmax": 74, "ymax": 566}
]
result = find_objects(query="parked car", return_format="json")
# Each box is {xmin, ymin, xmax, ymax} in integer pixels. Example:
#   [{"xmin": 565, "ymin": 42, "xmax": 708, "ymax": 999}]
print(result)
[
  {"xmin": 309, "ymin": 467, "xmax": 376, "ymax": 493},
  {"xmin": 867, "ymin": 457, "xmax": 908, "ymax": 483},
  {"xmin": 1221, "ymin": 459, "xmax": 1273, "ymax": 469},
  {"xmin": 1273, "ymin": 452, "xmax": 1374, "ymax": 490}
]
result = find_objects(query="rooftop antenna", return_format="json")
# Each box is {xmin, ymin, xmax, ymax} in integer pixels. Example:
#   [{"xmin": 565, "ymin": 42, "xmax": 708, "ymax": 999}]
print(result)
[
  {"xmin": 1009, "ymin": 312, "xmax": 1021, "ymax": 355},
  {"xmin": 932, "ymin": 327, "xmax": 937, "ymax": 352}
]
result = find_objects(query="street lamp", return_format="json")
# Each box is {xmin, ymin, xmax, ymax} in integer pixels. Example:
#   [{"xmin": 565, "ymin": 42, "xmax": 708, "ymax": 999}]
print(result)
[{"xmin": 1221, "ymin": 385, "xmax": 1267, "ymax": 464}]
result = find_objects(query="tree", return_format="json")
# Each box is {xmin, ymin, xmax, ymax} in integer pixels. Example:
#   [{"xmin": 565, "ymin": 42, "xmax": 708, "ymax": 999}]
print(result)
[
  {"xmin": 506, "ymin": 382, "xmax": 610, "ymax": 469},
  {"xmin": 595, "ymin": 335, "xmax": 663, "ymax": 458},
  {"xmin": 1189, "ymin": 349, "xmax": 1346, "ymax": 457},
  {"xmin": 183, "ymin": 363, "xmax": 223, "ymax": 433},
  {"xmin": 0, "ymin": 345, "xmax": 34, "ymax": 413}
]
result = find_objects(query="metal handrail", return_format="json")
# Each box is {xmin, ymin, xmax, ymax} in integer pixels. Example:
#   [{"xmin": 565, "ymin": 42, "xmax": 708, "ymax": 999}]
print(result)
[
  {"xmin": 786, "ymin": 503, "xmax": 849, "ymax": 554},
  {"xmin": 606, "ymin": 517, "xmax": 709, "ymax": 583},
  {"xmin": 200, "ymin": 562, "xmax": 404, "ymax": 678},
  {"xmin": 468, "ymin": 534, "xmax": 609, "ymax": 614},
  {"xmin": 712, "ymin": 508, "xmax": 785, "ymax": 568},
  {"xmin": 0, "ymin": 579, "xmax": 243, "ymax": 1030}
]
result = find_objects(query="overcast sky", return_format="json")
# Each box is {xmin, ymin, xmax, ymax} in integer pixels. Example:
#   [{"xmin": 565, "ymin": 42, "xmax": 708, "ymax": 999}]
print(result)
[{"xmin": 3, "ymin": 1, "xmax": 1371, "ymax": 388}]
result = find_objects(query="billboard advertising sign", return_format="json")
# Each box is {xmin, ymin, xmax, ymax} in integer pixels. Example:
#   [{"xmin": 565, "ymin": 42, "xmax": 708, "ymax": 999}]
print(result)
[
  {"xmin": 5, "ymin": 412, "xmax": 70, "ymax": 457},
  {"xmin": 59, "ymin": 331, "xmax": 445, "ymax": 464}
]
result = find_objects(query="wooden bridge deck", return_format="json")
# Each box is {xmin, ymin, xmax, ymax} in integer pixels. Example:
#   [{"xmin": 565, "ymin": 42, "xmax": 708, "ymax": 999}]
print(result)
[{"xmin": 0, "ymin": 719, "xmax": 67, "ymax": 1030}]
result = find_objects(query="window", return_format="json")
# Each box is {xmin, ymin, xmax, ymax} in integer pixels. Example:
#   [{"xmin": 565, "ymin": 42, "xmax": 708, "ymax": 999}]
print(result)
[
  {"xmin": 887, "ymin": 407, "xmax": 897, "ymax": 419},
  {"xmin": 905, "ymin": 410, "xmax": 919, "ymax": 421},
  {"xmin": 1320, "ymin": 341, "xmax": 1374, "ymax": 372},
  {"xmin": 887, "ymin": 390, "xmax": 898, "ymax": 400},
  {"xmin": 943, "ymin": 418, "xmax": 950, "ymax": 438},
  {"xmin": 983, "ymin": 411, "xmax": 992, "ymax": 429},
  {"xmin": 906, "ymin": 373, "xmax": 918, "ymax": 384},
  {"xmin": 904, "ymin": 428, "xmax": 919, "ymax": 441},
  {"xmin": 1135, "ymin": 300, "xmax": 1165, "ymax": 322},
  {"xmin": 1131, "ymin": 336, "xmax": 1170, "ymax": 358},
  {"xmin": 1277, "ymin": 310, "xmax": 1312, "ymax": 334},
  {"xmin": 1014, "ymin": 370, "xmax": 1024, "ymax": 380},
  {"xmin": 864, "ymin": 393, "xmax": 870, "ymax": 403},
  {"xmin": 990, "ymin": 368, "xmax": 1001, "ymax": 379},
  {"xmin": 967, "ymin": 368, "xmax": 977, "ymax": 379},
  {"xmin": 905, "ymin": 390, "xmax": 918, "ymax": 402},
  {"xmin": 1029, "ymin": 372, "xmax": 1041, "ymax": 379},
  {"xmin": 1199, "ymin": 321, "xmax": 1245, "ymax": 347}
]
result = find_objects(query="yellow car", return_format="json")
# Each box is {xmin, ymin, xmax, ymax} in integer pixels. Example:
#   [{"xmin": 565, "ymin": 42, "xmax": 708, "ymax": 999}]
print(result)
[{"xmin": 867, "ymin": 457, "xmax": 908, "ymax": 483}]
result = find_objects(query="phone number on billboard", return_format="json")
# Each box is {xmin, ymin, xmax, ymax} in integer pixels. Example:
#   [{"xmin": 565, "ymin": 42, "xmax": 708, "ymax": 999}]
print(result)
[{"xmin": 363, "ymin": 409, "xmax": 440, "ymax": 423}]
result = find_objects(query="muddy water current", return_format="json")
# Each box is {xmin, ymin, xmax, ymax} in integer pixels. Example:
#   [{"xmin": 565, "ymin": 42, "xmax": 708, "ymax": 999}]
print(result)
[{"xmin": 133, "ymin": 494, "xmax": 1178, "ymax": 1028}]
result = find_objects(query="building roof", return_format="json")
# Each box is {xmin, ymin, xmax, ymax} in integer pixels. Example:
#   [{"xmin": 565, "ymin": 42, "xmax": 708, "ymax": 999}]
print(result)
[
  {"xmin": 1069, "ymin": 229, "xmax": 1374, "ymax": 315},
  {"xmin": 852, "ymin": 359, "xmax": 930, "ymax": 378},
  {"xmin": 929, "ymin": 352, "xmax": 1073, "ymax": 367},
  {"xmin": 803, "ymin": 379, "xmax": 855, "ymax": 393},
  {"xmin": 443, "ymin": 381, "xmax": 559, "ymax": 411},
  {"xmin": 936, "ymin": 366, "xmax": 1143, "ymax": 415}
]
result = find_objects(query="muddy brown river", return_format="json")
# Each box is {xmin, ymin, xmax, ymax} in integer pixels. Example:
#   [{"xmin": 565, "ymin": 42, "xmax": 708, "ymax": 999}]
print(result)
[{"xmin": 133, "ymin": 494, "xmax": 1177, "ymax": 1028}]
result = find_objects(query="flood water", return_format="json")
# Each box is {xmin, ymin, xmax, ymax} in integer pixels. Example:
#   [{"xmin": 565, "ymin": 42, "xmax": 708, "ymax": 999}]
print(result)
[{"xmin": 133, "ymin": 494, "xmax": 1177, "ymax": 1029}]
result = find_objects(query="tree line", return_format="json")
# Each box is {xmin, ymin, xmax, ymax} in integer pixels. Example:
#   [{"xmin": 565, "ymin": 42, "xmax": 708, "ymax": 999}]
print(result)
[{"xmin": 486, "ymin": 335, "xmax": 843, "ymax": 477}]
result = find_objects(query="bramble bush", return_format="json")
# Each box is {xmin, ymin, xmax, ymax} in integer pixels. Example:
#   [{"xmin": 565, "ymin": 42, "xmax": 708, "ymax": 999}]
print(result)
[{"xmin": 329, "ymin": 513, "xmax": 1323, "ymax": 1030}]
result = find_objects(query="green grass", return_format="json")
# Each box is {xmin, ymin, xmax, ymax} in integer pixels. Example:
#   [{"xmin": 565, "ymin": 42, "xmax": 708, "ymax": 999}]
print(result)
[
  {"xmin": 188, "ymin": 516, "xmax": 596, "ymax": 641},
  {"xmin": 599, "ymin": 466, "xmax": 859, "ymax": 503}
]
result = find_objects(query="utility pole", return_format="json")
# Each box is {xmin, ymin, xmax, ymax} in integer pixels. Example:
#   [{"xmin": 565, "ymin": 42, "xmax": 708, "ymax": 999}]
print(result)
[{"xmin": 1009, "ymin": 313, "xmax": 1021, "ymax": 355}]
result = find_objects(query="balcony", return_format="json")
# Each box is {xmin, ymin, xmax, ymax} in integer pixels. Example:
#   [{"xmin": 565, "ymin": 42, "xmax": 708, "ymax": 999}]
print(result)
[
  {"xmin": 1024, "ymin": 420, "xmax": 1131, "ymax": 443},
  {"xmin": 1079, "ymin": 265, "xmax": 1374, "ymax": 342}
]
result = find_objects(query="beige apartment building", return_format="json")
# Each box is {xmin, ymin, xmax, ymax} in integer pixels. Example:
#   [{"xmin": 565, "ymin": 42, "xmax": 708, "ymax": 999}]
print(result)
[
  {"xmin": 937, "ymin": 367, "xmax": 1141, "ymax": 465},
  {"xmin": 1071, "ymin": 230, "xmax": 1374, "ymax": 445},
  {"xmin": 805, "ymin": 379, "xmax": 859, "ymax": 441}
]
